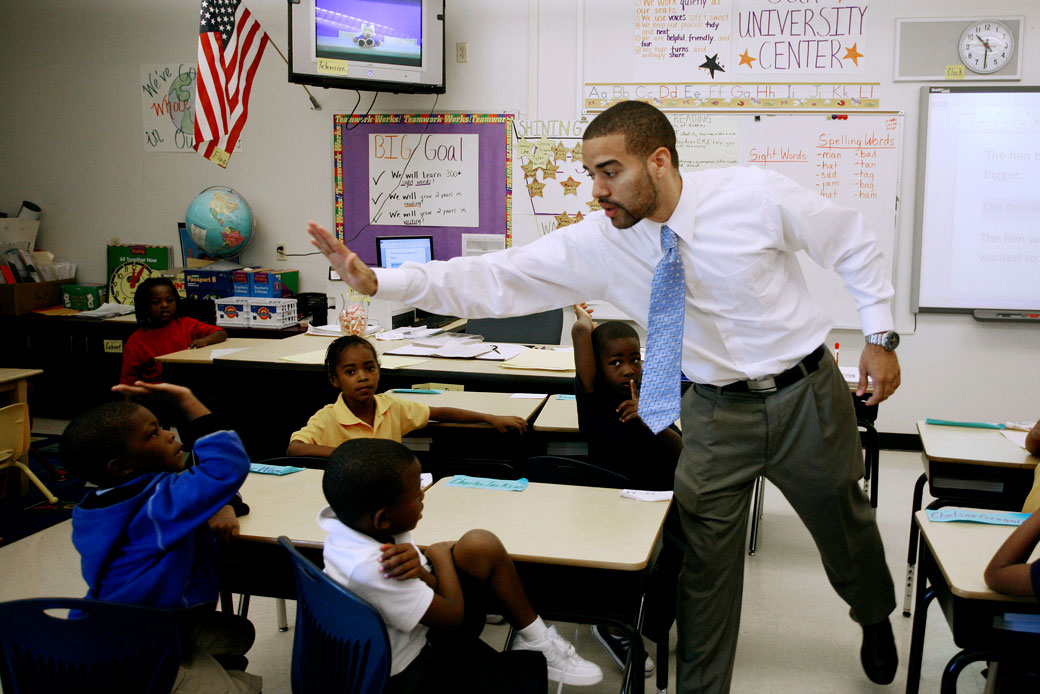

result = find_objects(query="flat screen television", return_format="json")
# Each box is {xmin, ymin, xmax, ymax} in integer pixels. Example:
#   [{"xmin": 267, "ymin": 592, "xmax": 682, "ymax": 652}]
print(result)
[
  {"xmin": 376, "ymin": 235, "xmax": 434, "ymax": 268},
  {"xmin": 288, "ymin": 0, "xmax": 445, "ymax": 94}
]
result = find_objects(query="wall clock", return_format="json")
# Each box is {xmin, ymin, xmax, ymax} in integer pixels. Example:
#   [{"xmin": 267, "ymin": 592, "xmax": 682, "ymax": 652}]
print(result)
[
  {"xmin": 108, "ymin": 261, "xmax": 157, "ymax": 304},
  {"xmin": 958, "ymin": 19, "xmax": 1015, "ymax": 74}
]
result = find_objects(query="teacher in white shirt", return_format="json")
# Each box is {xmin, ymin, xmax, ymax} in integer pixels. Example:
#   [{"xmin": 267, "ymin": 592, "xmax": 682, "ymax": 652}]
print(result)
[{"xmin": 308, "ymin": 100, "xmax": 901, "ymax": 694}]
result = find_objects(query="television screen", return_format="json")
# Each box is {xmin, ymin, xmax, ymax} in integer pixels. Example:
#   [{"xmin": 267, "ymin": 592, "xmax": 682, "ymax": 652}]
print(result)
[
  {"xmin": 377, "ymin": 235, "xmax": 434, "ymax": 268},
  {"xmin": 288, "ymin": 0, "xmax": 445, "ymax": 94}
]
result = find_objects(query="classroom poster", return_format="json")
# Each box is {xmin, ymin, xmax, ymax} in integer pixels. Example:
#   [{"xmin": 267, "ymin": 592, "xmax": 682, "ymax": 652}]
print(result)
[
  {"xmin": 733, "ymin": 0, "xmax": 871, "ymax": 75},
  {"xmin": 512, "ymin": 120, "xmax": 591, "ymax": 238},
  {"xmin": 634, "ymin": 0, "xmax": 733, "ymax": 80},
  {"xmin": 140, "ymin": 64, "xmax": 197, "ymax": 152}
]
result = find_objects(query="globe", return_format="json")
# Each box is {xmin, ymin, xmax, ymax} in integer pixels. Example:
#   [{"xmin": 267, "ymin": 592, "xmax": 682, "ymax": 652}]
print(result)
[{"xmin": 185, "ymin": 186, "xmax": 254, "ymax": 259}]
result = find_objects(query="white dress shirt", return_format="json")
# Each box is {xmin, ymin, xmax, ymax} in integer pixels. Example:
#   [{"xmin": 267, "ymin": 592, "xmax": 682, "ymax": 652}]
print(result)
[{"xmin": 374, "ymin": 166, "xmax": 893, "ymax": 386}]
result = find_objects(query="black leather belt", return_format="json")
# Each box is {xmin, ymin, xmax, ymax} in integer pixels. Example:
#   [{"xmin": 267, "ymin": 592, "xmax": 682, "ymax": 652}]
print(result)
[{"xmin": 710, "ymin": 345, "xmax": 827, "ymax": 394}]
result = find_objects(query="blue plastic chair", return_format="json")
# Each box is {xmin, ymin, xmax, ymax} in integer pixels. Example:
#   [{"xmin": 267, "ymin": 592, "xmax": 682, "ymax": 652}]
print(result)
[
  {"xmin": 278, "ymin": 536, "xmax": 392, "ymax": 694},
  {"xmin": 0, "ymin": 597, "xmax": 180, "ymax": 693}
]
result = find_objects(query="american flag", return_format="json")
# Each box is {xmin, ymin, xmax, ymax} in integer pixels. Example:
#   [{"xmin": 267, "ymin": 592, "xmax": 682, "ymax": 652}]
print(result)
[{"xmin": 193, "ymin": 0, "xmax": 269, "ymax": 168}]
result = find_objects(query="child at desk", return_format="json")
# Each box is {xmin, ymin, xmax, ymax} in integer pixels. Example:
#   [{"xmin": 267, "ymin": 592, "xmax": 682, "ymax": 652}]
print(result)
[
  {"xmin": 120, "ymin": 277, "xmax": 226, "ymax": 385},
  {"xmin": 286, "ymin": 335, "xmax": 527, "ymax": 458},
  {"xmin": 62, "ymin": 382, "xmax": 259, "ymax": 693},
  {"xmin": 319, "ymin": 437, "xmax": 602, "ymax": 690},
  {"xmin": 983, "ymin": 507, "xmax": 1040, "ymax": 691}
]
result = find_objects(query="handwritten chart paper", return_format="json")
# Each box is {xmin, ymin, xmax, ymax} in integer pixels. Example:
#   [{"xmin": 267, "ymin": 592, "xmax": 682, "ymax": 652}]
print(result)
[
  {"xmin": 141, "ymin": 64, "xmax": 198, "ymax": 152},
  {"xmin": 634, "ymin": 0, "xmax": 732, "ymax": 71},
  {"xmin": 368, "ymin": 134, "xmax": 480, "ymax": 227}
]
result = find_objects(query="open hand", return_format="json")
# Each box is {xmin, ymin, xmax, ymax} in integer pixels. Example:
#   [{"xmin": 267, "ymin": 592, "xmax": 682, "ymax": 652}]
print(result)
[{"xmin": 308, "ymin": 221, "xmax": 378, "ymax": 296}]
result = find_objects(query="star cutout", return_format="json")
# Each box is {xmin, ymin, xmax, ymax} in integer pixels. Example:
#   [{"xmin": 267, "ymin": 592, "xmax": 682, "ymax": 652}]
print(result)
[
  {"xmin": 551, "ymin": 141, "xmax": 570, "ymax": 162},
  {"xmin": 843, "ymin": 43, "xmax": 863, "ymax": 66},
  {"xmin": 521, "ymin": 161, "xmax": 540, "ymax": 179},
  {"xmin": 570, "ymin": 142, "xmax": 583, "ymax": 162},
  {"xmin": 586, "ymin": 198, "xmax": 602, "ymax": 212},
  {"xmin": 738, "ymin": 49, "xmax": 756, "ymax": 68},
  {"xmin": 572, "ymin": 211, "xmax": 584, "ymax": 224},
  {"xmin": 699, "ymin": 53, "xmax": 725, "ymax": 79},
  {"xmin": 555, "ymin": 212, "xmax": 574, "ymax": 228},
  {"xmin": 527, "ymin": 180, "xmax": 546, "ymax": 198},
  {"xmin": 515, "ymin": 139, "xmax": 533, "ymax": 157},
  {"xmin": 542, "ymin": 161, "xmax": 559, "ymax": 179},
  {"xmin": 560, "ymin": 176, "xmax": 581, "ymax": 195}
]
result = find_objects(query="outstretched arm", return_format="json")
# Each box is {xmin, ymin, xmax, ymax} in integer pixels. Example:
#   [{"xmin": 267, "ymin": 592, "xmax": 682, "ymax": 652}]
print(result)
[
  {"xmin": 985, "ymin": 508, "xmax": 1040, "ymax": 596},
  {"xmin": 428, "ymin": 407, "xmax": 527, "ymax": 434},
  {"xmin": 571, "ymin": 303, "xmax": 597, "ymax": 393}
]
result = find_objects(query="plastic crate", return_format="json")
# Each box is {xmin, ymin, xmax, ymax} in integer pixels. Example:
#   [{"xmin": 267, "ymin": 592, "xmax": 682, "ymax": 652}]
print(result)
[
  {"xmin": 214, "ymin": 297, "xmax": 250, "ymax": 326},
  {"xmin": 248, "ymin": 297, "xmax": 298, "ymax": 329}
]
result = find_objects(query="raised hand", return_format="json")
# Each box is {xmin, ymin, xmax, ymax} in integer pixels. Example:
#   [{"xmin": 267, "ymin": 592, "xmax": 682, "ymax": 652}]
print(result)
[{"xmin": 307, "ymin": 221, "xmax": 378, "ymax": 295}]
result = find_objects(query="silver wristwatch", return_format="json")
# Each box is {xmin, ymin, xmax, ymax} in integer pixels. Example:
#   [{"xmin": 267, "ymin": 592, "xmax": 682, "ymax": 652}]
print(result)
[{"xmin": 865, "ymin": 330, "xmax": 899, "ymax": 351}]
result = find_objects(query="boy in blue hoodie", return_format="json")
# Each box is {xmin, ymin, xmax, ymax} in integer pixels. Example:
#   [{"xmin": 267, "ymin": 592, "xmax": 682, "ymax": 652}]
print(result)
[{"xmin": 62, "ymin": 381, "xmax": 260, "ymax": 693}]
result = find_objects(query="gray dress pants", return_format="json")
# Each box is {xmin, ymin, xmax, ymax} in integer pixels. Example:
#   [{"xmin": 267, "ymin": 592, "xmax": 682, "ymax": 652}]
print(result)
[{"xmin": 673, "ymin": 354, "xmax": 895, "ymax": 694}]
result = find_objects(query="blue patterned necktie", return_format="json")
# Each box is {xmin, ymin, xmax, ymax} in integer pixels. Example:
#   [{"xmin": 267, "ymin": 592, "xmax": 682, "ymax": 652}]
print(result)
[{"xmin": 639, "ymin": 225, "xmax": 685, "ymax": 434}]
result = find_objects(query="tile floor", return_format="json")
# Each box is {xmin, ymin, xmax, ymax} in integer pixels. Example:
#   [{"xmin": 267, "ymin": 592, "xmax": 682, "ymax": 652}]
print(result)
[{"xmin": 0, "ymin": 447, "xmax": 991, "ymax": 693}]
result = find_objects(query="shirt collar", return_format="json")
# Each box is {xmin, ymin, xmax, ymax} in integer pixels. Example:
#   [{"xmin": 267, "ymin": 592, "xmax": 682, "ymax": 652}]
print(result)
[
  {"xmin": 637, "ymin": 171, "xmax": 695, "ymax": 247},
  {"xmin": 332, "ymin": 392, "xmax": 391, "ymax": 426}
]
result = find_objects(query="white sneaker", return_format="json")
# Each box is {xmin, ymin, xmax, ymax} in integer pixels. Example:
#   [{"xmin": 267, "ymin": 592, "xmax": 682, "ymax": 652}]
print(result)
[{"xmin": 512, "ymin": 625, "xmax": 604, "ymax": 686}]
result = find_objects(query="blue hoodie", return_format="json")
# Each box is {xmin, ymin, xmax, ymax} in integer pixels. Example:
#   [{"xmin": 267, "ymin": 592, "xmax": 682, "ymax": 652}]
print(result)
[{"xmin": 71, "ymin": 427, "xmax": 249, "ymax": 609}]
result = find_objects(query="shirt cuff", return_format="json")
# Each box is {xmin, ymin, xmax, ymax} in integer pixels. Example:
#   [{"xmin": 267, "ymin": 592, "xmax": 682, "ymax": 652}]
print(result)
[
  {"xmin": 858, "ymin": 302, "xmax": 894, "ymax": 337},
  {"xmin": 373, "ymin": 268, "xmax": 408, "ymax": 302}
]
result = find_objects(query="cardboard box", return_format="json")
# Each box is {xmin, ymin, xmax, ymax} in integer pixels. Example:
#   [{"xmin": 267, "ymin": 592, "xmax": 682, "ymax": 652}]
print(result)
[
  {"xmin": 214, "ymin": 297, "xmax": 250, "ymax": 326},
  {"xmin": 61, "ymin": 284, "xmax": 107, "ymax": 311},
  {"xmin": 248, "ymin": 269, "xmax": 283, "ymax": 298},
  {"xmin": 184, "ymin": 268, "xmax": 235, "ymax": 300},
  {"xmin": 0, "ymin": 279, "xmax": 65, "ymax": 315}
]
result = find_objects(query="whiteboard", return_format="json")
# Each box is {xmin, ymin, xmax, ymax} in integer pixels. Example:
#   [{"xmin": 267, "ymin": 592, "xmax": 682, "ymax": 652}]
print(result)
[{"xmin": 512, "ymin": 112, "xmax": 903, "ymax": 329}]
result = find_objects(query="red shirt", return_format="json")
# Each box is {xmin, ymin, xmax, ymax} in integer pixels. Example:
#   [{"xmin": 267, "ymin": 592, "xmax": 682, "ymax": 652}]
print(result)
[{"xmin": 120, "ymin": 317, "xmax": 222, "ymax": 384}]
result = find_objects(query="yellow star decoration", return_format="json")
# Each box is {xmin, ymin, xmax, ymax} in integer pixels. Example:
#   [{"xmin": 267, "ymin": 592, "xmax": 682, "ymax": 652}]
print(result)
[
  {"xmin": 551, "ymin": 141, "xmax": 570, "ymax": 162},
  {"xmin": 515, "ymin": 139, "xmax": 533, "ymax": 157},
  {"xmin": 570, "ymin": 142, "xmax": 583, "ymax": 162},
  {"xmin": 530, "ymin": 136, "xmax": 553, "ymax": 166},
  {"xmin": 542, "ymin": 161, "xmax": 559, "ymax": 179},
  {"xmin": 560, "ymin": 176, "xmax": 582, "ymax": 195},
  {"xmin": 555, "ymin": 212, "xmax": 574, "ymax": 228},
  {"xmin": 738, "ymin": 49, "xmax": 756, "ymax": 68},
  {"xmin": 843, "ymin": 43, "xmax": 863, "ymax": 66},
  {"xmin": 527, "ymin": 179, "xmax": 546, "ymax": 198},
  {"xmin": 586, "ymin": 198, "xmax": 602, "ymax": 212},
  {"xmin": 521, "ymin": 161, "xmax": 540, "ymax": 179},
  {"xmin": 573, "ymin": 211, "xmax": 584, "ymax": 224}
]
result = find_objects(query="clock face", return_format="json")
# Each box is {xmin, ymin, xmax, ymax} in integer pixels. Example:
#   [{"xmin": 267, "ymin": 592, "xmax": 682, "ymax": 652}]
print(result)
[
  {"xmin": 958, "ymin": 20, "xmax": 1015, "ymax": 74},
  {"xmin": 108, "ymin": 261, "xmax": 158, "ymax": 304}
]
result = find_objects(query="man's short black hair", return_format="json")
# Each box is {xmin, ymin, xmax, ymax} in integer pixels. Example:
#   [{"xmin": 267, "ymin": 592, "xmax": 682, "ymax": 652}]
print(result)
[
  {"xmin": 324, "ymin": 335, "xmax": 379, "ymax": 381},
  {"xmin": 323, "ymin": 439, "xmax": 417, "ymax": 525},
  {"xmin": 591, "ymin": 320, "xmax": 640, "ymax": 361},
  {"xmin": 583, "ymin": 100, "xmax": 680, "ymax": 169},
  {"xmin": 61, "ymin": 401, "xmax": 143, "ymax": 486},
  {"xmin": 133, "ymin": 277, "xmax": 181, "ymax": 327}
]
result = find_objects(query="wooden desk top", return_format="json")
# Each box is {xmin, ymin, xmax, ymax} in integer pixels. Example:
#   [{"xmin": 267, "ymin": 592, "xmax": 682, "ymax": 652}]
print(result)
[
  {"xmin": 393, "ymin": 390, "xmax": 547, "ymax": 426},
  {"xmin": 915, "ymin": 509, "xmax": 1040, "ymax": 603},
  {"xmin": 237, "ymin": 471, "xmax": 669, "ymax": 571},
  {"xmin": 0, "ymin": 368, "xmax": 43, "ymax": 384},
  {"xmin": 156, "ymin": 338, "xmax": 280, "ymax": 365},
  {"xmin": 917, "ymin": 420, "xmax": 1039, "ymax": 469},
  {"xmin": 533, "ymin": 394, "xmax": 578, "ymax": 432}
]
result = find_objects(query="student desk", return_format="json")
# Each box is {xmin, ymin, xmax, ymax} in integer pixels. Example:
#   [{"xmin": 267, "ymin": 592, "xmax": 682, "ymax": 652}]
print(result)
[
  {"xmin": 225, "ymin": 471, "xmax": 669, "ymax": 694},
  {"xmin": 0, "ymin": 368, "xmax": 42, "ymax": 406},
  {"xmin": 903, "ymin": 421, "xmax": 1038, "ymax": 616},
  {"xmin": 905, "ymin": 510, "xmax": 1040, "ymax": 694}
]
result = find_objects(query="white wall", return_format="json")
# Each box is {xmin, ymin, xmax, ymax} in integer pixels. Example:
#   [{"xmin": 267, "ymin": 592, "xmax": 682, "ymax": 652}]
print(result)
[{"xmin": 2, "ymin": 0, "xmax": 1038, "ymax": 434}]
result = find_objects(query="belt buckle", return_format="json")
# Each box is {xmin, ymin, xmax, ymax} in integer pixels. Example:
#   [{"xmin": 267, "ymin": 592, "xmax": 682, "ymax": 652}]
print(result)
[{"xmin": 746, "ymin": 377, "xmax": 777, "ymax": 393}]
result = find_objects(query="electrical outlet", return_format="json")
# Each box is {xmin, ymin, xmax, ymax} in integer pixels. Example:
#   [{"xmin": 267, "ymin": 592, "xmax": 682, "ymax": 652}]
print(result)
[
  {"xmin": 276, "ymin": 244, "xmax": 287, "ymax": 261},
  {"xmin": 456, "ymin": 42, "xmax": 468, "ymax": 63}
]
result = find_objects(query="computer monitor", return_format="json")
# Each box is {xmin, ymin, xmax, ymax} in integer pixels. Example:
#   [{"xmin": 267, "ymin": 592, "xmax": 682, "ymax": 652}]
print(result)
[{"xmin": 376, "ymin": 235, "xmax": 434, "ymax": 268}]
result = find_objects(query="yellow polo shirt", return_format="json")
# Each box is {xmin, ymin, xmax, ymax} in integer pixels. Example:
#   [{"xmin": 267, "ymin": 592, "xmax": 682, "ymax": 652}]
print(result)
[{"xmin": 290, "ymin": 393, "xmax": 430, "ymax": 446}]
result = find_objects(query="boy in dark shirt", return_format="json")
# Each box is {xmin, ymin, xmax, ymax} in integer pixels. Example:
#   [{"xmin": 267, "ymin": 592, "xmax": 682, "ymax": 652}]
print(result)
[{"xmin": 62, "ymin": 381, "xmax": 259, "ymax": 693}]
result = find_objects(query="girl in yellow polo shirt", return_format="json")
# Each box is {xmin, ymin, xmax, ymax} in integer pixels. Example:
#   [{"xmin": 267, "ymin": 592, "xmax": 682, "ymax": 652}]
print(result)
[{"xmin": 287, "ymin": 336, "xmax": 526, "ymax": 458}]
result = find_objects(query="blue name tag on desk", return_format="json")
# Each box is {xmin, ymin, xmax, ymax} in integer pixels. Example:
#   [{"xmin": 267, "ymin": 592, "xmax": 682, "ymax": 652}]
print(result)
[
  {"xmin": 446, "ymin": 475, "xmax": 529, "ymax": 492},
  {"xmin": 926, "ymin": 509, "xmax": 1029, "ymax": 526},
  {"xmin": 250, "ymin": 463, "xmax": 305, "ymax": 475}
]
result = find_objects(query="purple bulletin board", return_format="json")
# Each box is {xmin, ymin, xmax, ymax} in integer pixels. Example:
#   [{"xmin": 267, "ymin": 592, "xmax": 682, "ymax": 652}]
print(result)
[{"xmin": 333, "ymin": 113, "xmax": 513, "ymax": 265}]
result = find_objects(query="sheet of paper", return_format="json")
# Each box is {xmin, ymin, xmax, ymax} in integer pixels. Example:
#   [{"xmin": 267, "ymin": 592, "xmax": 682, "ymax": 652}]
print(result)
[
  {"xmin": 1001, "ymin": 429, "xmax": 1029, "ymax": 449},
  {"xmin": 445, "ymin": 475, "xmax": 529, "ymax": 492},
  {"xmin": 839, "ymin": 366, "xmax": 861, "ymax": 383},
  {"xmin": 210, "ymin": 348, "xmax": 250, "ymax": 359},
  {"xmin": 500, "ymin": 348, "xmax": 575, "ymax": 371},
  {"xmin": 380, "ymin": 355, "xmax": 431, "ymax": 370},
  {"xmin": 926, "ymin": 508, "xmax": 1029, "ymax": 526},
  {"xmin": 511, "ymin": 393, "xmax": 548, "ymax": 399},
  {"xmin": 475, "ymin": 343, "xmax": 528, "ymax": 361},
  {"xmin": 279, "ymin": 349, "xmax": 327, "ymax": 364}
]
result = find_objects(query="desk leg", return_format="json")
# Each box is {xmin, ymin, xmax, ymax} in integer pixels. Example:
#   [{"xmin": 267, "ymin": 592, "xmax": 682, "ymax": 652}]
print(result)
[
  {"xmin": 905, "ymin": 537, "xmax": 936, "ymax": 694},
  {"xmin": 861, "ymin": 423, "xmax": 880, "ymax": 510},
  {"xmin": 903, "ymin": 473, "xmax": 928, "ymax": 617}
]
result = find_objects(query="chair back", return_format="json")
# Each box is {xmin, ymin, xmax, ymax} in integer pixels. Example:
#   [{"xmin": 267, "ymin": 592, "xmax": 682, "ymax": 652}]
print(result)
[
  {"xmin": 422, "ymin": 458, "xmax": 519, "ymax": 483},
  {"xmin": 0, "ymin": 597, "xmax": 180, "ymax": 694},
  {"xmin": 465, "ymin": 309, "xmax": 564, "ymax": 345},
  {"xmin": 256, "ymin": 455, "xmax": 328, "ymax": 471},
  {"xmin": 525, "ymin": 455, "xmax": 631, "ymax": 489},
  {"xmin": 278, "ymin": 537, "xmax": 391, "ymax": 694},
  {"xmin": 0, "ymin": 403, "xmax": 29, "ymax": 463}
]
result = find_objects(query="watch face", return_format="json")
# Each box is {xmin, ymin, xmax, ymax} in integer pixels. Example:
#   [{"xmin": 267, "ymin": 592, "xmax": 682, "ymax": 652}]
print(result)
[
  {"xmin": 108, "ymin": 261, "xmax": 157, "ymax": 304},
  {"xmin": 958, "ymin": 20, "xmax": 1014, "ymax": 74}
]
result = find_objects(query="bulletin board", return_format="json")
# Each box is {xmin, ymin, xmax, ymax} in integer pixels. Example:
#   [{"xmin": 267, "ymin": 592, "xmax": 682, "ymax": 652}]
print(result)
[
  {"xmin": 333, "ymin": 113, "xmax": 513, "ymax": 266},
  {"xmin": 514, "ymin": 111, "xmax": 903, "ymax": 329}
]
